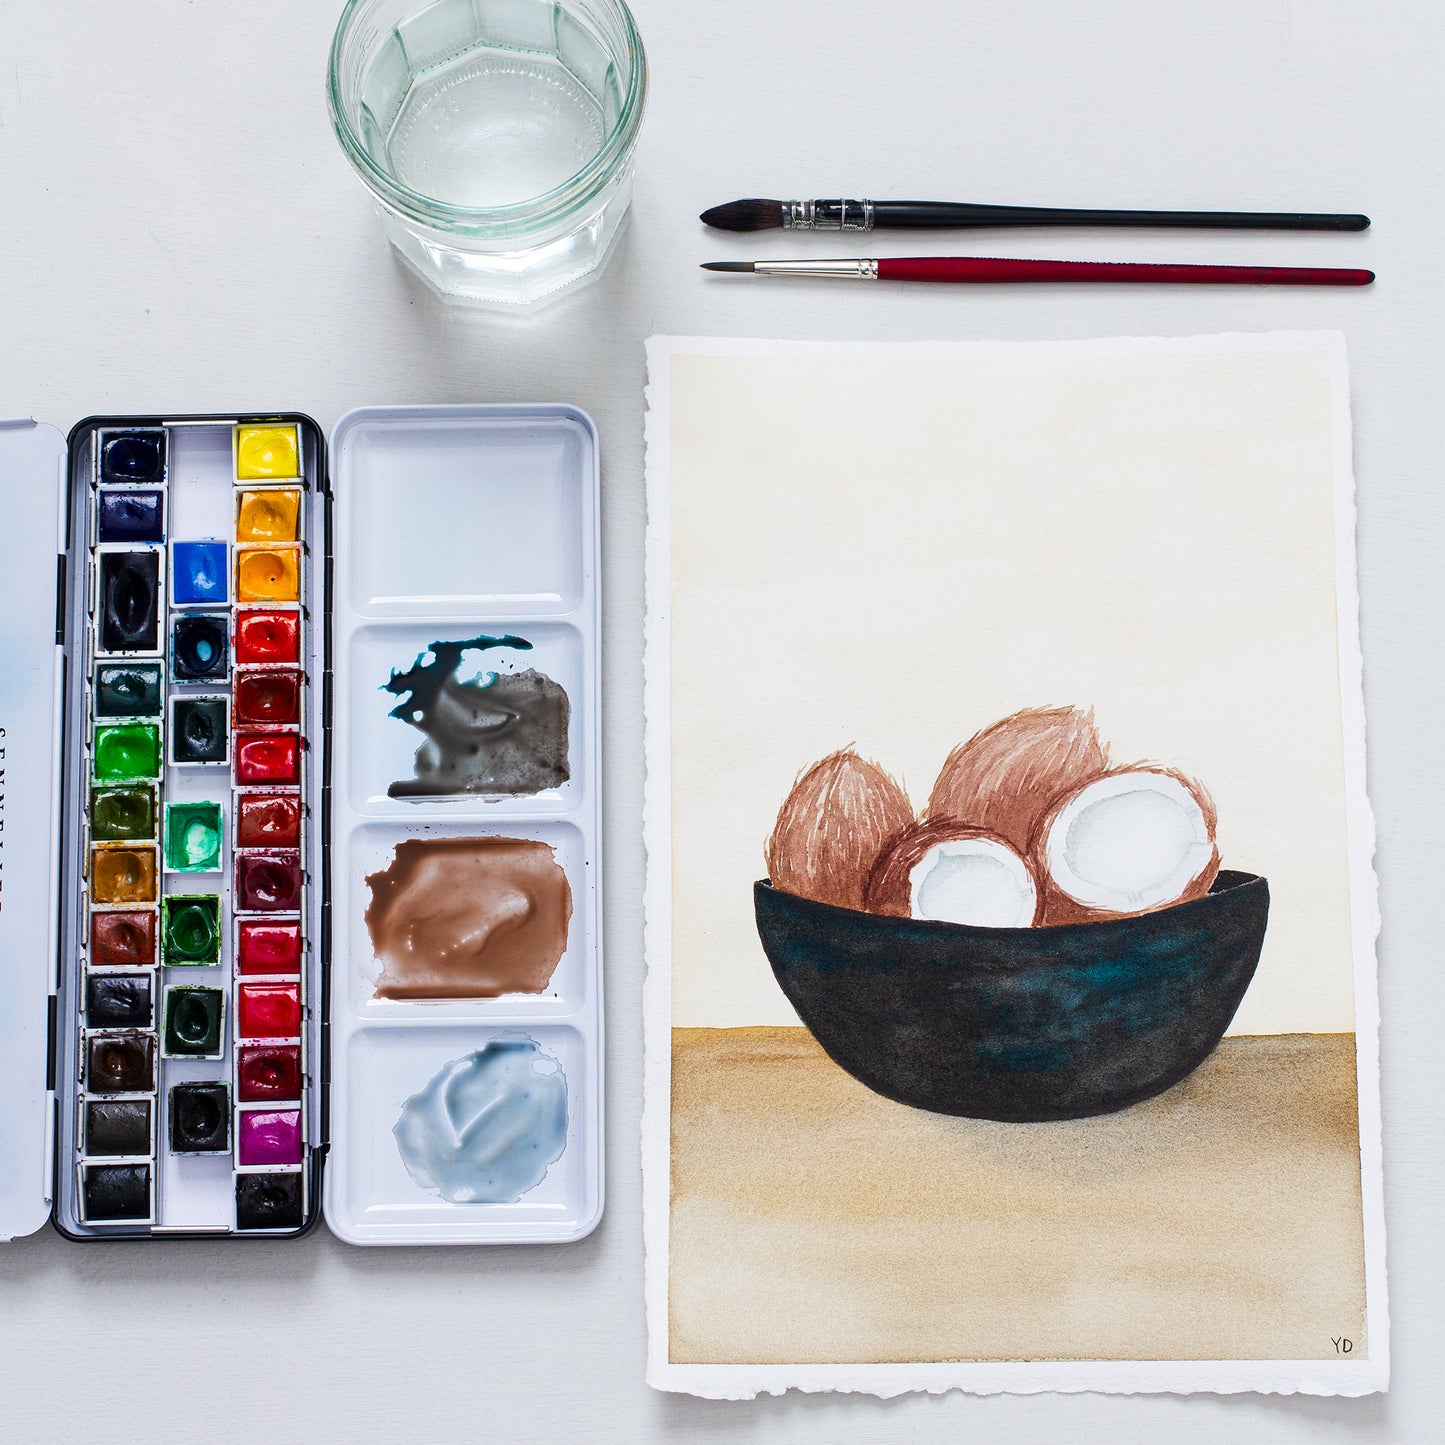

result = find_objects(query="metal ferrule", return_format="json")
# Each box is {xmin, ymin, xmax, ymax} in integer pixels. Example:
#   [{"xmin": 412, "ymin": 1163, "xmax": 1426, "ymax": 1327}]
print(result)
[
  {"xmin": 753, "ymin": 258, "xmax": 879, "ymax": 279},
  {"xmin": 782, "ymin": 199, "xmax": 876, "ymax": 231}
]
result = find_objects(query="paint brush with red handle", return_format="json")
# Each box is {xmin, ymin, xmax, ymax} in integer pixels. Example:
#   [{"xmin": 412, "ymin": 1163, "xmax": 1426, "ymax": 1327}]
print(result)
[{"xmin": 700, "ymin": 257, "xmax": 1375, "ymax": 285}]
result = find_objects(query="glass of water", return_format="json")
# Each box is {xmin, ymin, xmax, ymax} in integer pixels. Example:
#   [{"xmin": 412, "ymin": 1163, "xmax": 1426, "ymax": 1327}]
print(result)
[{"xmin": 328, "ymin": 0, "xmax": 647, "ymax": 306}]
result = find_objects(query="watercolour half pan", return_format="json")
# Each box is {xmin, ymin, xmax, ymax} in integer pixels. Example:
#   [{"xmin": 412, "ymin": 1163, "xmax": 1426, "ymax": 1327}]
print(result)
[{"xmin": 641, "ymin": 333, "xmax": 1386, "ymax": 1398}]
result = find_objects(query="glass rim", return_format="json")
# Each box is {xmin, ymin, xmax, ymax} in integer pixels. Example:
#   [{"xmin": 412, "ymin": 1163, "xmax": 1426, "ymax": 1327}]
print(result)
[{"xmin": 327, "ymin": 0, "xmax": 648, "ymax": 234}]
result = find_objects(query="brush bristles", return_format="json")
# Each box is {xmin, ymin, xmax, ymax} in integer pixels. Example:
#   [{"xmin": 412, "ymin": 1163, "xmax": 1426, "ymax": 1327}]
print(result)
[
  {"xmin": 700, "ymin": 260, "xmax": 757, "ymax": 272},
  {"xmin": 700, "ymin": 198, "xmax": 786, "ymax": 231}
]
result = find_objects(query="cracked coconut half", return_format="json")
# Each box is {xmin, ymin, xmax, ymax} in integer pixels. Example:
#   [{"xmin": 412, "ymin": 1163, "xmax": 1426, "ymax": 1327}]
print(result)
[
  {"xmin": 1035, "ymin": 766, "xmax": 1220, "ymax": 924},
  {"xmin": 866, "ymin": 819, "xmax": 1042, "ymax": 928}
]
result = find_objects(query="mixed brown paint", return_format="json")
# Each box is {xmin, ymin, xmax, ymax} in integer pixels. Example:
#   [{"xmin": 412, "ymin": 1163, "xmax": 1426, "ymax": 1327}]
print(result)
[{"xmin": 365, "ymin": 837, "xmax": 572, "ymax": 999}]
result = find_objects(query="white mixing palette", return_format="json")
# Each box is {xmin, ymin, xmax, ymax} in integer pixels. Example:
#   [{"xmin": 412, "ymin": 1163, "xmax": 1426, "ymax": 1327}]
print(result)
[{"xmin": 324, "ymin": 405, "xmax": 603, "ymax": 1245}]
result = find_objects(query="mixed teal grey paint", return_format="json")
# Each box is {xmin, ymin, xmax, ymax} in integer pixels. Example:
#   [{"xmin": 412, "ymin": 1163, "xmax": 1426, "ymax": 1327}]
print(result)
[{"xmin": 382, "ymin": 634, "xmax": 570, "ymax": 797}]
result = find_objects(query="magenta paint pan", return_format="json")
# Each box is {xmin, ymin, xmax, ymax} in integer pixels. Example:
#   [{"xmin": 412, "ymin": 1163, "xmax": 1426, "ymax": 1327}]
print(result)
[{"xmin": 237, "ymin": 1108, "xmax": 303, "ymax": 1167}]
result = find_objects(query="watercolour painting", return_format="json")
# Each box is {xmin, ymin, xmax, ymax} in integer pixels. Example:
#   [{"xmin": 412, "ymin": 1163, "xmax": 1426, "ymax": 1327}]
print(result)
[{"xmin": 641, "ymin": 333, "xmax": 1387, "ymax": 1398}]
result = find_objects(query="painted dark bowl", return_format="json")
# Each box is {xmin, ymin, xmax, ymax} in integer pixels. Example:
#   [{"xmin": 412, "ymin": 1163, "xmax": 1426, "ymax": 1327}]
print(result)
[{"xmin": 754, "ymin": 870, "xmax": 1269, "ymax": 1122}]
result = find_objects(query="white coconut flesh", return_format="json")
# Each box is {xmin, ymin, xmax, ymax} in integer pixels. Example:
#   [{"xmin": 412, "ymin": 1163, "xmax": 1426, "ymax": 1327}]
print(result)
[
  {"xmin": 908, "ymin": 838, "xmax": 1037, "ymax": 928},
  {"xmin": 1045, "ymin": 772, "xmax": 1214, "ymax": 911}
]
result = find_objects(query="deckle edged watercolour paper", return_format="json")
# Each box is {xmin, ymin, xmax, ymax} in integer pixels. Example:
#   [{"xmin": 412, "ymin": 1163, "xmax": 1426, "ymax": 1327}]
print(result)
[{"xmin": 641, "ymin": 334, "xmax": 1386, "ymax": 1398}]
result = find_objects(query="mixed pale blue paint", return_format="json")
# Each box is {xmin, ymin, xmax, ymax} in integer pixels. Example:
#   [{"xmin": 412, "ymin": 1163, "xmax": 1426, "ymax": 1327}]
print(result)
[{"xmin": 393, "ymin": 1037, "xmax": 567, "ymax": 1203}]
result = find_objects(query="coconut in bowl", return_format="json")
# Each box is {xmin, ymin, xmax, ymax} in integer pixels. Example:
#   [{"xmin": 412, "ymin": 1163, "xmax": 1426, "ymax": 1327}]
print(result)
[{"xmin": 759, "ymin": 710, "xmax": 1267, "ymax": 1120}]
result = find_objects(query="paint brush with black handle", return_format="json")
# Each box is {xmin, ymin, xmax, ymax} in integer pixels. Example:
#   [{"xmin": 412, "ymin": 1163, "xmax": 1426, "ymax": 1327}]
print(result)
[{"xmin": 700, "ymin": 198, "xmax": 1371, "ymax": 233}]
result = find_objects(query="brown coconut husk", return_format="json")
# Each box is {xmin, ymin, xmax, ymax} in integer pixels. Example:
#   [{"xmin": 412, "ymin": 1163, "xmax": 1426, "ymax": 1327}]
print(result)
[
  {"xmin": 1032, "ymin": 764, "xmax": 1220, "ymax": 925},
  {"xmin": 865, "ymin": 818, "xmax": 1043, "ymax": 926},
  {"xmin": 926, "ymin": 706, "xmax": 1108, "ymax": 855},
  {"xmin": 766, "ymin": 748, "xmax": 914, "ymax": 912}
]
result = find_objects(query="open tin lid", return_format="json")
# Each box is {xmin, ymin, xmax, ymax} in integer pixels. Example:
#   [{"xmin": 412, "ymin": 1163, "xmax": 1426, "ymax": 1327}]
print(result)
[{"xmin": 0, "ymin": 418, "xmax": 68, "ymax": 1241}]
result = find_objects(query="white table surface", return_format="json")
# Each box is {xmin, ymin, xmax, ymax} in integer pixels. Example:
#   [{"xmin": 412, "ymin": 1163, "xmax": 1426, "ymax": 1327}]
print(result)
[{"xmin": 1, "ymin": 2, "xmax": 1441, "ymax": 1440}]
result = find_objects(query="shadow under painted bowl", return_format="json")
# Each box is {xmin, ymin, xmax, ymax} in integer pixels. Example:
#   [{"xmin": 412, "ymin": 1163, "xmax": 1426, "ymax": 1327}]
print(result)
[{"xmin": 755, "ymin": 870, "xmax": 1270, "ymax": 1122}]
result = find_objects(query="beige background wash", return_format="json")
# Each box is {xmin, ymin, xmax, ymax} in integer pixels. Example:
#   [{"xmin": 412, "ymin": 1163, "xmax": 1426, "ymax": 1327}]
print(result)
[{"xmin": 667, "ymin": 347, "xmax": 1354, "ymax": 1036}]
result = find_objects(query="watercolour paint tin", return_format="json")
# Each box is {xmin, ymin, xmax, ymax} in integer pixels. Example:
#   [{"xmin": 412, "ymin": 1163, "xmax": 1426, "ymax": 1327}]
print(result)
[
  {"xmin": 0, "ymin": 405, "xmax": 602, "ymax": 1247},
  {"xmin": 0, "ymin": 413, "xmax": 325, "ymax": 1240}
]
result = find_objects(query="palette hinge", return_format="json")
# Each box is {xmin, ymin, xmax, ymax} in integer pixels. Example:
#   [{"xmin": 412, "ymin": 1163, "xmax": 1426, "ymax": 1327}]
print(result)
[
  {"xmin": 54, "ymin": 554, "xmax": 66, "ymax": 644},
  {"xmin": 44, "ymin": 991, "xmax": 58, "ymax": 1092},
  {"xmin": 319, "ymin": 894, "xmax": 332, "ymax": 1088}
]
